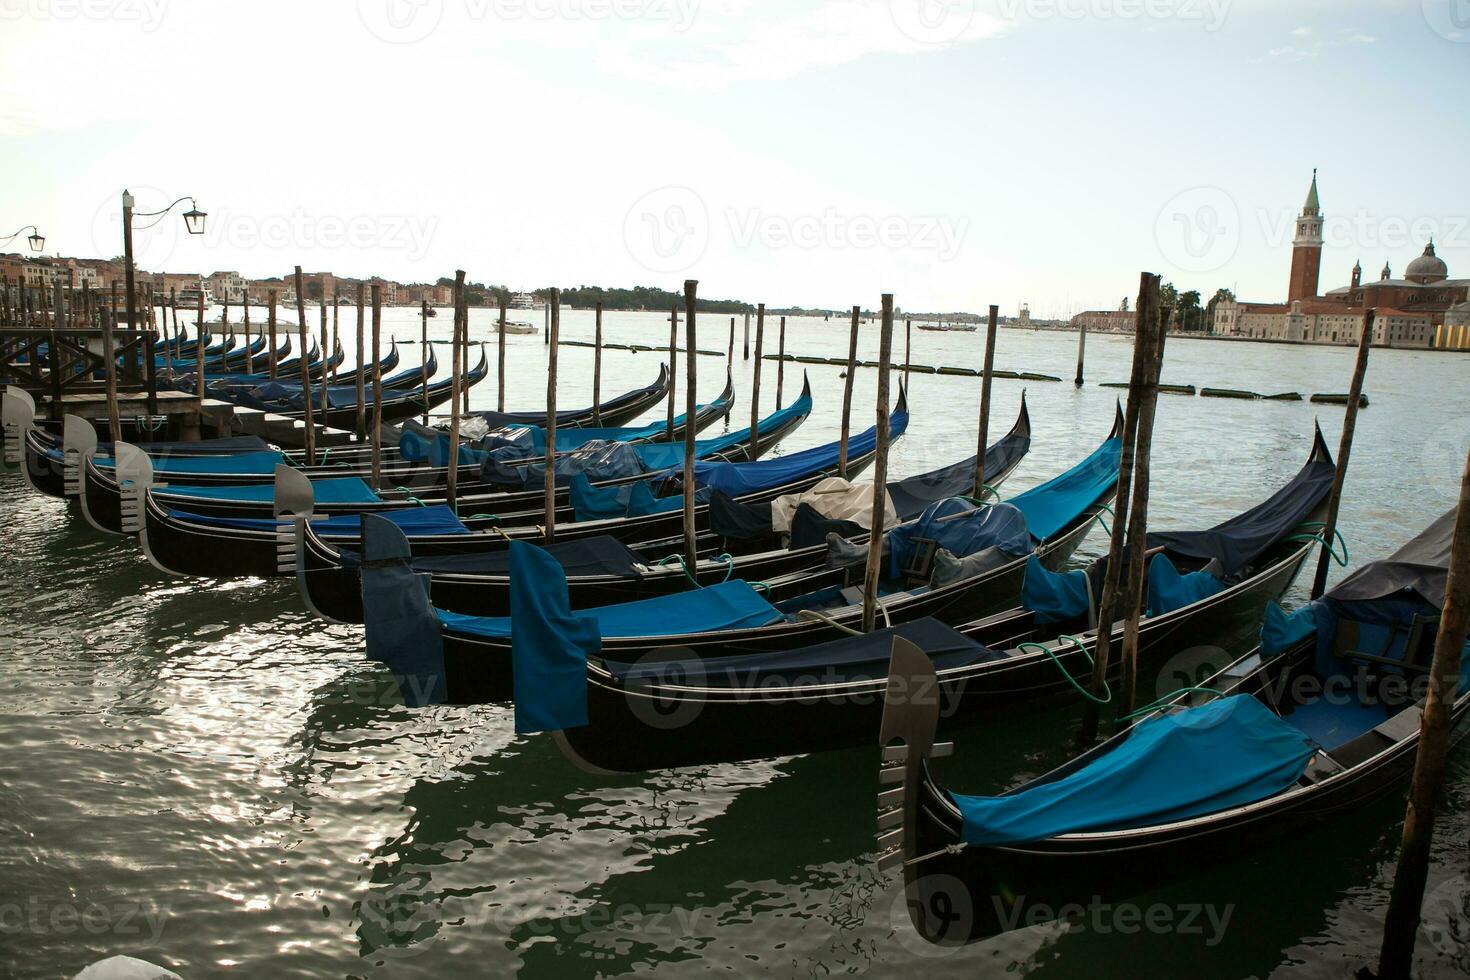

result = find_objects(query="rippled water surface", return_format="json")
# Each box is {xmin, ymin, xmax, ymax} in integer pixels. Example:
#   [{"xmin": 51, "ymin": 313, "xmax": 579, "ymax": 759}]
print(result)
[{"xmin": 2, "ymin": 309, "xmax": 1468, "ymax": 978}]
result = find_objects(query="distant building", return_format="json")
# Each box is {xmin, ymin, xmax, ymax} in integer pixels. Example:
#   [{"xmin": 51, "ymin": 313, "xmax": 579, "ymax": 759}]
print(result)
[
  {"xmin": 1213, "ymin": 172, "xmax": 1470, "ymax": 350},
  {"xmin": 1068, "ymin": 296, "xmax": 1134, "ymax": 334},
  {"xmin": 207, "ymin": 271, "xmax": 249, "ymax": 304}
]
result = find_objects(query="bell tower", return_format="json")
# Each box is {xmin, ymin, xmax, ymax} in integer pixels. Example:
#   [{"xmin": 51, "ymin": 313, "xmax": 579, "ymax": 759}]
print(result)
[{"xmin": 1287, "ymin": 169, "xmax": 1324, "ymax": 302}]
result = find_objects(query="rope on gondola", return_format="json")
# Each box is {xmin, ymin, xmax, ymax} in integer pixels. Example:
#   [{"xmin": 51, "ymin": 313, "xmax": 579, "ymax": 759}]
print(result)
[
  {"xmin": 1091, "ymin": 503, "xmax": 1115, "ymax": 536},
  {"xmin": 1020, "ymin": 634, "xmax": 1109, "ymax": 704},
  {"xmin": 962, "ymin": 484, "xmax": 1002, "ymax": 507},
  {"xmin": 1286, "ymin": 521, "xmax": 1349, "ymax": 566},
  {"xmin": 655, "ymin": 552, "xmax": 735, "ymax": 587},
  {"xmin": 1119, "ymin": 686, "xmax": 1226, "ymax": 722}
]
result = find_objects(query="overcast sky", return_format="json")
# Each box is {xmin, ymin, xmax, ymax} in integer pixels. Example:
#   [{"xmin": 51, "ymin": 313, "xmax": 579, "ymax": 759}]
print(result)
[{"xmin": 2, "ymin": 0, "xmax": 1465, "ymax": 314}]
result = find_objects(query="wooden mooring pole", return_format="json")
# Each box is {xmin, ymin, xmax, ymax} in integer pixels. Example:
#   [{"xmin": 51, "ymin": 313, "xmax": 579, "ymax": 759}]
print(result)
[
  {"xmin": 100, "ymin": 287, "xmax": 122, "ymax": 447},
  {"xmin": 839, "ymin": 305, "xmax": 859, "ymax": 479},
  {"xmin": 972, "ymin": 305, "xmax": 999, "ymax": 500},
  {"xmin": 544, "ymin": 287, "xmax": 560, "ymax": 543},
  {"xmin": 1117, "ymin": 300, "xmax": 1169, "ymax": 719},
  {"xmin": 370, "ymin": 284, "xmax": 383, "ymax": 488},
  {"xmin": 497, "ymin": 294, "xmax": 508, "ymax": 413},
  {"xmin": 446, "ymin": 271, "xmax": 466, "ymax": 512},
  {"xmin": 727, "ymin": 316, "xmax": 735, "ymax": 365},
  {"xmin": 355, "ymin": 285, "xmax": 366, "ymax": 440},
  {"xmin": 1079, "ymin": 272, "xmax": 1161, "ymax": 746},
  {"xmin": 267, "ymin": 291, "xmax": 278, "ymax": 380},
  {"xmin": 420, "ymin": 299, "xmax": 431, "ymax": 426},
  {"xmin": 592, "ymin": 301, "xmax": 604, "ymax": 426},
  {"xmin": 666, "ymin": 305, "xmax": 678, "ymax": 440},
  {"xmin": 332, "ymin": 294, "xmax": 340, "ymax": 383},
  {"xmin": 748, "ymin": 303, "xmax": 765, "ymax": 459},
  {"xmin": 1075, "ymin": 319, "xmax": 1087, "ymax": 387},
  {"xmin": 1311, "ymin": 309, "xmax": 1374, "ymax": 600},
  {"xmin": 194, "ymin": 288, "xmax": 206, "ymax": 423},
  {"xmin": 861, "ymin": 294, "xmax": 895, "ymax": 635},
  {"xmin": 683, "ymin": 280, "xmax": 699, "ymax": 574},
  {"xmin": 243, "ymin": 295, "xmax": 253, "ymax": 375},
  {"xmin": 319, "ymin": 299, "xmax": 330, "ymax": 417},
  {"xmin": 776, "ymin": 315, "xmax": 786, "ymax": 409},
  {"xmin": 743, "ymin": 311, "xmax": 750, "ymax": 361},
  {"xmin": 1373, "ymin": 447, "xmax": 1470, "ymax": 979},
  {"xmin": 293, "ymin": 267, "xmax": 316, "ymax": 466},
  {"xmin": 904, "ymin": 317, "xmax": 912, "ymax": 389}
]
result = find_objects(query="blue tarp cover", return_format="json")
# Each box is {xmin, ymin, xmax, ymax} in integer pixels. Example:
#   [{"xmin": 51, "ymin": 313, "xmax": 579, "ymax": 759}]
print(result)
[
  {"xmin": 359, "ymin": 514, "xmax": 447, "ymax": 707},
  {"xmin": 1004, "ymin": 436, "xmax": 1121, "ymax": 542},
  {"xmin": 159, "ymin": 475, "xmax": 380, "ymax": 504},
  {"xmin": 1022, "ymin": 553, "xmax": 1092, "ymax": 624},
  {"xmin": 510, "ymin": 540, "xmax": 601, "ymax": 734},
  {"xmin": 438, "ymin": 580, "xmax": 781, "ymax": 640},
  {"xmin": 569, "ymin": 475, "xmax": 708, "ymax": 521},
  {"xmin": 168, "ymin": 504, "xmax": 468, "ymax": 536},
  {"xmin": 668, "ymin": 402, "xmax": 907, "ymax": 498},
  {"xmin": 1261, "ymin": 601, "xmax": 1317, "ymax": 657},
  {"xmin": 886, "ymin": 499, "xmax": 1031, "ymax": 580},
  {"xmin": 952, "ymin": 695, "xmax": 1317, "ymax": 845},
  {"xmin": 1146, "ymin": 553, "xmax": 1226, "ymax": 617}
]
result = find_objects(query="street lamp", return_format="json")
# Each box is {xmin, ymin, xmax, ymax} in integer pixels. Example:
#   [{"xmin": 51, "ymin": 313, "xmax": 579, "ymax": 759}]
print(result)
[
  {"xmin": 121, "ymin": 190, "xmax": 206, "ymax": 331},
  {"xmin": 2, "ymin": 225, "xmax": 45, "ymax": 252}
]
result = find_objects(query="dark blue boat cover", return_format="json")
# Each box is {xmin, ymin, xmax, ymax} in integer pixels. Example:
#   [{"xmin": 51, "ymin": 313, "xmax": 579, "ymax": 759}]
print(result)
[
  {"xmin": 439, "ymin": 580, "xmax": 780, "ymax": 640},
  {"xmin": 359, "ymin": 514, "xmax": 447, "ymax": 707},
  {"xmin": 480, "ymin": 441, "xmax": 648, "ymax": 490},
  {"xmin": 952, "ymin": 695, "xmax": 1317, "ymax": 845},
  {"xmin": 1148, "ymin": 453, "xmax": 1335, "ymax": 577},
  {"xmin": 672, "ymin": 403, "xmax": 907, "ymax": 498},
  {"xmin": 887, "ymin": 500, "xmax": 1031, "ymax": 580},
  {"xmin": 604, "ymin": 617, "xmax": 998, "ymax": 688},
  {"xmin": 510, "ymin": 540, "xmax": 601, "ymax": 734},
  {"xmin": 887, "ymin": 427, "xmax": 1031, "ymax": 520},
  {"xmin": 568, "ymin": 475, "xmax": 709, "ymax": 521},
  {"xmin": 340, "ymin": 534, "xmax": 643, "ymax": 578},
  {"xmin": 170, "ymin": 504, "xmax": 468, "ymax": 537}
]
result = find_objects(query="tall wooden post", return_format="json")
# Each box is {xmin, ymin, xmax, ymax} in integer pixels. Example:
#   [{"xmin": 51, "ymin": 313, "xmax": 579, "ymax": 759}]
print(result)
[
  {"xmin": 743, "ymin": 311, "xmax": 750, "ymax": 360},
  {"xmin": 748, "ymin": 304, "xmax": 765, "ymax": 459},
  {"xmin": 96, "ymin": 287, "xmax": 120, "ymax": 448},
  {"xmin": 904, "ymin": 317, "xmax": 912, "ymax": 389},
  {"xmin": 544, "ymin": 288, "xmax": 561, "ymax": 543},
  {"xmin": 1375, "ymin": 448, "xmax": 1470, "ymax": 979},
  {"xmin": 319, "ymin": 297, "xmax": 330, "ymax": 416},
  {"xmin": 683, "ymin": 281, "xmax": 700, "ymax": 574},
  {"xmin": 169, "ymin": 289, "xmax": 179, "ymax": 353},
  {"xmin": 861, "ymin": 295, "xmax": 896, "ymax": 635},
  {"xmin": 243, "ymin": 293, "xmax": 253, "ymax": 375},
  {"xmin": 446, "ymin": 271, "xmax": 467, "ymax": 511},
  {"xmin": 666, "ymin": 305, "xmax": 678, "ymax": 440},
  {"xmin": 497, "ymin": 293, "xmax": 508, "ymax": 413},
  {"xmin": 776, "ymin": 315, "xmax": 787, "ymax": 409},
  {"xmin": 839, "ymin": 305, "xmax": 860, "ymax": 479},
  {"xmin": 1311, "ymin": 309, "xmax": 1374, "ymax": 599},
  {"xmin": 972, "ymin": 305, "xmax": 999, "ymax": 500},
  {"xmin": 267, "ymin": 290, "xmax": 279, "ymax": 380},
  {"xmin": 1075, "ymin": 318, "xmax": 1087, "ymax": 387},
  {"xmin": 420, "ymin": 298, "xmax": 431, "ymax": 426},
  {"xmin": 331, "ymin": 294, "xmax": 341, "ymax": 382},
  {"xmin": 370, "ymin": 284, "xmax": 383, "ymax": 488},
  {"xmin": 293, "ymin": 267, "xmax": 316, "ymax": 466},
  {"xmin": 194, "ymin": 288, "xmax": 206, "ymax": 412},
  {"xmin": 592, "ymin": 301, "xmax": 604, "ymax": 426},
  {"xmin": 1117, "ymin": 301, "xmax": 1169, "ymax": 718},
  {"xmin": 1079, "ymin": 272, "xmax": 1161, "ymax": 745},
  {"xmin": 728, "ymin": 316, "xmax": 735, "ymax": 365},
  {"xmin": 355, "ymin": 284, "xmax": 367, "ymax": 440}
]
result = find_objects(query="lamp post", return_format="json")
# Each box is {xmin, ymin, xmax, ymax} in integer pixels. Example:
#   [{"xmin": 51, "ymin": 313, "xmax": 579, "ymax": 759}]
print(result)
[
  {"xmin": 121, "ymin": 191, "xmax": 206, "ymax": 332},
  {"xmin": 1, "ymin": 225, "xmax": 45, "ymax": 253}
]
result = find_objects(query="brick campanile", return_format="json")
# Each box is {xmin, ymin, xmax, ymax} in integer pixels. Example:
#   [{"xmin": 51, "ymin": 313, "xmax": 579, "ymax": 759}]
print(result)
[{"xmin": 1287, "ymin": 169, "xmax": 1324, "ymax": 302}]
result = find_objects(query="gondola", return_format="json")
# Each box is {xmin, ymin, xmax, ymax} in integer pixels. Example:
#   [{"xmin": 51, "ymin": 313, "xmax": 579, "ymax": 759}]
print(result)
[
  {"xmin": 299, "ymin": 395, "xmax": 1030, "ymax": 622},
  {"xmin": 468, "ymin": 364, "xmax": 671, "ymax": 430},
  {"xmin": 539, "ymin": 425, "xmax": 1334, "ymax": 772},
  {"xmin": 355, "ymin": 401, "xmax": 1114, "ymax": 705},
  {"xmin": 118, "ymin": 373, "xmax": 808, "ymax": 534},
  {"xmin": 132, "ymin": 383, "xmax": 808, "ymax": 573},
  {"xmin": 878, "ymin": 507, "xmax": 1470, "ymax": 946}
]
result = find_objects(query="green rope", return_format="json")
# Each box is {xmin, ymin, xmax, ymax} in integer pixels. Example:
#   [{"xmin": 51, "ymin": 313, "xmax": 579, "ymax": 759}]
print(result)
[
  {"xmin": 1119, "ymin": 687, "xmax": 1226, "ymax": 722},
  {"xmin": 466, "ymin": 513, "xmax": 499, "ymax": 521},
  {"xmin": 1092, "ymin": 503, "xmax": 1116, "ymax": 536},
  {"xmin": 961, "ymin": 484, "xmax": 1002, "ymax": 508},
  {"xmin": 1019, "ymin": 634, "xmax": 1110, "ymax": 705},
  {"xmin": 748, "ymin": 581, "xmax": 771, "ymax": 594},
  {"xmin": 1286, "ymin": 523, "xmax": 1349, "ymax": 566},
  {"xmin": 319, "ymin": 447, "xmax": 329, "ymax": 465}
]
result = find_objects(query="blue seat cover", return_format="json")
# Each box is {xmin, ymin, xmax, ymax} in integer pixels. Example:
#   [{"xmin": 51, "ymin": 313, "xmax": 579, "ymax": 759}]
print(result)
[
  {"xmin": 510, "ymin": 541, "xmax": 602, "ymax": 734},
  {"xmin": 159, "ymin": 475, "xmax": 380, "ymax": 504}
]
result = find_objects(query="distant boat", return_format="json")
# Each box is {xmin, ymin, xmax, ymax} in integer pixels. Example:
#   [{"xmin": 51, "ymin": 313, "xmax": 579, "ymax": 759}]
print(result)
[
  {"xmin": 917, "ymin": 320, "xmax": 975, "ymax": 332},
  {"xmin": 494, "ymin": 320, "xmax": 538, "ymax": 335}
]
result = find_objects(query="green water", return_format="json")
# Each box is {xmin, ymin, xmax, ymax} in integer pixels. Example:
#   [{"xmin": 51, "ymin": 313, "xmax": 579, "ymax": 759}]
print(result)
[{"xmin": 2, "ymin": 311, "xmax": 1467, "ymax": 978}]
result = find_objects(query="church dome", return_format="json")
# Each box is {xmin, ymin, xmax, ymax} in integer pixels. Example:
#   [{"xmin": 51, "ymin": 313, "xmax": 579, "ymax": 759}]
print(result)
[{"xmin": 1405, "ymin": 241, "xmax": 1448, "ymax": 284}]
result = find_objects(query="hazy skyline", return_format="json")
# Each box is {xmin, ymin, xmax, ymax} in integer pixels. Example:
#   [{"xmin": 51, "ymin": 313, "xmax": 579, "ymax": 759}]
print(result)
[{"xmin": 2, "ymin": 0, "xmax": 1466, "ymax": 315}]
